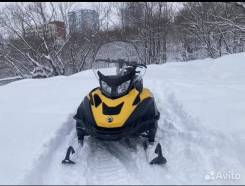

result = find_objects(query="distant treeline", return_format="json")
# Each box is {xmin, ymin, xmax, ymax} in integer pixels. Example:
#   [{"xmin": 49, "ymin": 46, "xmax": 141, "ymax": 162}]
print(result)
[{"xmin": 0, "ymin": 2, "xmax": 244, "ymax": 78}]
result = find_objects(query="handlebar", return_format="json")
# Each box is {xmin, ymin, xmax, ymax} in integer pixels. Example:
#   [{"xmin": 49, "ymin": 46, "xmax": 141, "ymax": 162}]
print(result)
[{"xmin": 95, "ymin": 58, "xmax": 147, "ymax": 68}]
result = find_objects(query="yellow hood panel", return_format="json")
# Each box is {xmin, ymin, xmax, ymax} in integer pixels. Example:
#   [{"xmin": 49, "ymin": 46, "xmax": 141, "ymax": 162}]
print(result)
[{"xmin": 89, "ymin": 88, "xmax": 152, "ymax": 128}]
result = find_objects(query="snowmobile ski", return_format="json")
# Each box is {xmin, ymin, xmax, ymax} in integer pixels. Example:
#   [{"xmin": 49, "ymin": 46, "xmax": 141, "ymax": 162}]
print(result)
[
  {"xmin": 144, "ymin": 141, "xmax": 167, "ymax": 165},
  {"xmin": 62, "ymin": 146, "xmax": 76, "ymax": 164},
  {"xmin": 150, "ymin": 143, "xmax": 167, "ymax": 165}
]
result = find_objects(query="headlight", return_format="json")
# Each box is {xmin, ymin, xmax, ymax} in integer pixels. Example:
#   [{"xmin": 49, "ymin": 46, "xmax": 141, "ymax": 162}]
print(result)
[
  {"xmin": 117, "ymin": 80, "xmax": 131, "ymax": 95},
  {"xmin": 101, "ymin": 81, "xmax": 111, "ymax": 95},
  {"xmin": 100, "ymin": 80, "xmax": 131, "ymax": 98}
]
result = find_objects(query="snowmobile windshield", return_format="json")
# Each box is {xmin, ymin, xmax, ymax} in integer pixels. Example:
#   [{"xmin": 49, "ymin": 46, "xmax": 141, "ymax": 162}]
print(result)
[
  {"xmin": 92, "ymin": 41, "xmax": 146, "ymax": 98},
  {"xmin": 92, "ymin": 60, "xmax": 136, "ymax": 98}
]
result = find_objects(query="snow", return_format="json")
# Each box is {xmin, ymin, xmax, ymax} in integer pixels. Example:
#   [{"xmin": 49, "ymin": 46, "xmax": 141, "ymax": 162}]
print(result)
[
  {"xmin": 0, "ymin": 52, "xmax": 245, "ymax": 184},
  {"xmin": 0, "ymin": 76, "xmax": 22, "ymax": 81}
]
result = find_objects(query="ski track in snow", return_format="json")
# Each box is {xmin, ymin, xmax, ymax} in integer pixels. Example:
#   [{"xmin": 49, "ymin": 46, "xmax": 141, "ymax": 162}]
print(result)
[
  {"xmin": 21, "ymin": 80, "xmax": 245, "ymax": 185},
  {"xmin": 20, "ymin": 114, "xmax": 75, "ymax": 184},
  {"xmin": 151, "ymin": 80, "xmax": 245, "ymax": 185}
]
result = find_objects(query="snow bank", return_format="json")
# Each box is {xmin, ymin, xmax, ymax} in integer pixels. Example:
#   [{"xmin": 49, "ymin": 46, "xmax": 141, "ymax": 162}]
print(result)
[
  {"xmin": 0, "ymin": 71, "xmax": 98, "ymax": 184},
  {"xmin": 147, "ymin": 52, "xmax": 245, "ymax": 135},
  {"xmin": 0, "ymin": 76, "xmax": 22, "ymax": 81},
  {"xmin": 0, "ymin": 52, "xmax": 245, "ymax": 184}
]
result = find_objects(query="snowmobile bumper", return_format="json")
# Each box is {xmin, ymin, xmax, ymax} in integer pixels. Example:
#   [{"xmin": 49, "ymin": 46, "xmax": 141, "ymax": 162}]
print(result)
[{"xmin": 74, "ymin": 96, "xmax": 160, "ymax": 141}]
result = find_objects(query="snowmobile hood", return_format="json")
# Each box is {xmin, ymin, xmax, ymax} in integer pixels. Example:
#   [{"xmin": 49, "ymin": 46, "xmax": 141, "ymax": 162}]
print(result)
[{"xmin": 87, "ymin": 87, "xmax": 153, "ymax": 128}]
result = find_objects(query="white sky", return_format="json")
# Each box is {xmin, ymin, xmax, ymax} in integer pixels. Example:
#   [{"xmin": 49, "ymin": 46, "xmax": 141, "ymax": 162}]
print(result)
[
  {"xmin": 0, "ymin": 2, "xmax": 120, "ymax": 29},
  {"xmin": 0, "ymin": 2, "xmax": 184, "ymax": 30}
]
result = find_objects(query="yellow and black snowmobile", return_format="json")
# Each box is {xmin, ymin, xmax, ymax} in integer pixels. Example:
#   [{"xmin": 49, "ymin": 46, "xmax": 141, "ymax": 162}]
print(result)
[
  {"xmin": 75, "ymin": 59, "xmax": 159, "ymax": 141},
  {"xmin": 62, "ymin": 43, "xmax": 166, "ymax": 165}
]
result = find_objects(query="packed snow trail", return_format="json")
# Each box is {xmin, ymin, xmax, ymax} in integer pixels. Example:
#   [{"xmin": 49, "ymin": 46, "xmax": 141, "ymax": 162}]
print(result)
[{"xmin": 20, "ymin": 80, "xmax": 244, "ymax": 185}]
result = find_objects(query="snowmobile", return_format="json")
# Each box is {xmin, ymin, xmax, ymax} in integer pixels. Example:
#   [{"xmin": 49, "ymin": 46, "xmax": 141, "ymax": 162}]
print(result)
[{"xmin": 62, "ymin": 43, "xmax": 166, "ymax": 165}]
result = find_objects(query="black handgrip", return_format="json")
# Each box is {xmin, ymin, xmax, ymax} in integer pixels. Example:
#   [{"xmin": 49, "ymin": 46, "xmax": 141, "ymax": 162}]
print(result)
[{"xmin": 95, "ymin": 58, "xmax": 146, "ymax": 68}]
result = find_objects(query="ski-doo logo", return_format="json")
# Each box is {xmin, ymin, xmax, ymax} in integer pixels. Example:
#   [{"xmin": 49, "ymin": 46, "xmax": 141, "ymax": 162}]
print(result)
[
  {"xmin": 107, "ymin": 116, "xmax": 113, "ymax": 123},
  {"xmin": 205, "ymin": 170, "xmax": 240, "ymax": 181}
]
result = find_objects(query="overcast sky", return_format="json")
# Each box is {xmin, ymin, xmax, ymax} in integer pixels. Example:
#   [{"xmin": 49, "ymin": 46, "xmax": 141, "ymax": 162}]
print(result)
[
  {"xmin": 0, "ymin": 2, "xmax": 184, "ymax": 29},
  {"xmin": 0, "ymin": 2, "xmax": 184, "ymax": 10},
  {"xmin": 0, "ymin": 2, "xmax": 120, "ymax": 29},
  {"xmin": 0, "ymin": 2, "xmax": 95, "ymax": 10}
]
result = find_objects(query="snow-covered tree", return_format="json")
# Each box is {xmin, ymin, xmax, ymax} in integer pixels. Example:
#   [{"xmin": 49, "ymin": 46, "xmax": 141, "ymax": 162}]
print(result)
[{"xmin": 0, "ymin": 2, "xmax": 74, "ymax": 78}]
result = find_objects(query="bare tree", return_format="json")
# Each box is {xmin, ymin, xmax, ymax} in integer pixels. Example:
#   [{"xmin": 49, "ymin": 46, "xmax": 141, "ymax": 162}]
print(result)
[
  {"xmin": 62, "ymin": 2, "xmax": 120, "ymax": 74},
  {"xmin": 176, "ymin": 2, "xmax": 245, "ymax": 59},
  {"xmin": 0, "ymin": 2, "xmax": 73, "ymax": 78},
  {"xmin": 117, "ymin": 2, "xmax": 173, "ymax": 64}
]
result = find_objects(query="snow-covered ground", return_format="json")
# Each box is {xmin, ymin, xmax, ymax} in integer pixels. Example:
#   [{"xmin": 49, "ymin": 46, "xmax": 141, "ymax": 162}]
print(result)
[
  {"xmin": 0, "ymin": 76, "xmax": 23, "ymax": 86},
  {"xmin": 0, "ymin": 52, "xmax": 245, "ymax": 184}
]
